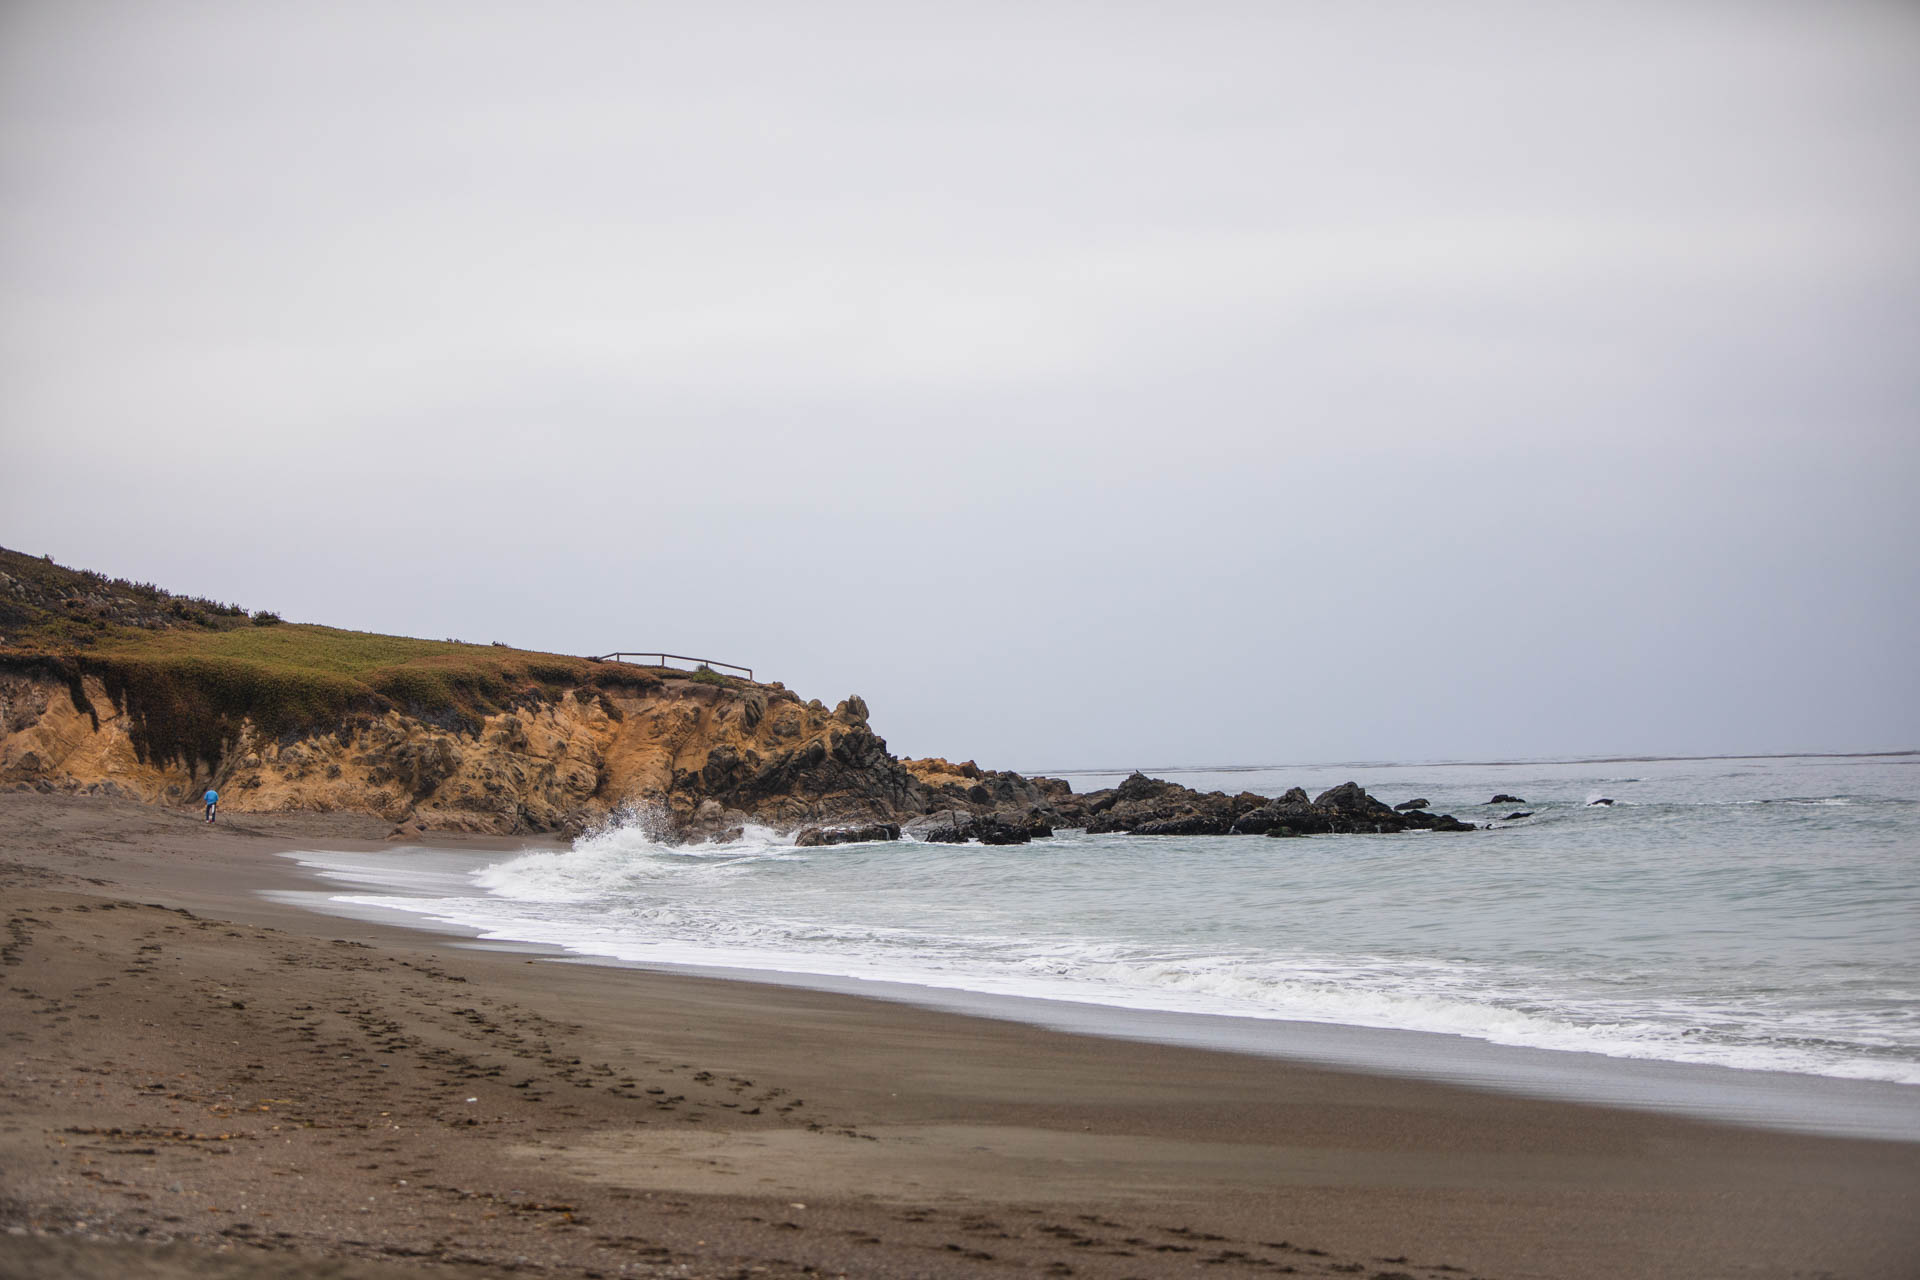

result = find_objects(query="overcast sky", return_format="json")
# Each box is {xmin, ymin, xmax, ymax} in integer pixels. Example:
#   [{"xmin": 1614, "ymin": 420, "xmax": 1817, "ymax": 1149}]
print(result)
[{"xmin": 3, "ymin": 1, "xmax": 1916, "ymax": 769}]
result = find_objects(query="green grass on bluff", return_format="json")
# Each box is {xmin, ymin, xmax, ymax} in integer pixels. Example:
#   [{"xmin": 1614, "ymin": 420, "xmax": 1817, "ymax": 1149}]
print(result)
[{"xmin": 0, "ymin": 546, "xmax": 690, "ymax": 768}]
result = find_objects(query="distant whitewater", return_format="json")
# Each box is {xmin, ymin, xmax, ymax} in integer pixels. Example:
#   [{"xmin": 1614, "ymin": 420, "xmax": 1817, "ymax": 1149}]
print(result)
[{"xmin": 309, "ymin": 753, "xmax": 1920, "ymax": 1087}]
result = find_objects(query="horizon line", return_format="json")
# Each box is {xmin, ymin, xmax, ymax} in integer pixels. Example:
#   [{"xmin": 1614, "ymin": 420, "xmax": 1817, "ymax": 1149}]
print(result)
[{"xmin": 1020, "ymin": 749, "xmax": 1920, "ymax": 777}]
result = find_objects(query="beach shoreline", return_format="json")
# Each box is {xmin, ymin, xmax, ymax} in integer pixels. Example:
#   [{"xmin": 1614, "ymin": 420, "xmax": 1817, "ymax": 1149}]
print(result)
[
  {"xmin": 3, "ymin": 790, "xmax": 1918, "ymax": 1280},
  {"xmin": 275, "ymin": 842, "xmax": 1920, "ymax": 1143}
]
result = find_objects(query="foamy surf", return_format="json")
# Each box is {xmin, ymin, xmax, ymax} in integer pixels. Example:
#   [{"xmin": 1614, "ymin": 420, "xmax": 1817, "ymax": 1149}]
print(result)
[{"xmin": 296, "ymin": 754, "xmax": 1920, "ymax": 1091}]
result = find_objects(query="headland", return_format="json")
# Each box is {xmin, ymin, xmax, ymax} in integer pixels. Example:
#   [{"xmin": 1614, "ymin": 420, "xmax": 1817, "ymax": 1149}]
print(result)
[{"xmin": 0, "ymin": 548, "xmax": 1472, "ymax": 843}]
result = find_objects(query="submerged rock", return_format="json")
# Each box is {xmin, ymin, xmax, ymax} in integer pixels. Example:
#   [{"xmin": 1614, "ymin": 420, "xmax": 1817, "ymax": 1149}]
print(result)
[{"xmin": 794, "ymin": 821, "xmax": 900, "ymax": 847}]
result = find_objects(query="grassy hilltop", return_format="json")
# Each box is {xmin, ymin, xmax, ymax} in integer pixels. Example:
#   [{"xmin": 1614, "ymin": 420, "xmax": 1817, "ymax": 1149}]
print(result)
[{"xmin": 0, "ymin": 546, "xmax": 716, "ymax": 771}]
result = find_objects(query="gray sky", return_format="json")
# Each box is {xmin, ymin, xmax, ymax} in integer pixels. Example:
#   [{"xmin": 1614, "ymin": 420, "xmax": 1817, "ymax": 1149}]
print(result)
[{"xmin": 4, "ymin": 1, "xmax": 1916, "ymax": 769}]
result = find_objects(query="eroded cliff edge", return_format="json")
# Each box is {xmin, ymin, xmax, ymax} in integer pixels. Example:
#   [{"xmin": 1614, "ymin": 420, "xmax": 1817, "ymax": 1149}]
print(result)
[{"xmin": 0, "ymin": 547, "xmax": 1068, "ymax": 837}]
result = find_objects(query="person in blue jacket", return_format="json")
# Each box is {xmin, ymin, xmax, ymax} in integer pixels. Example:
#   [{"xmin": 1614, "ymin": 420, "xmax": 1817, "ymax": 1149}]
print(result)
[{"xmin": 204, "ymin": 788, "xmax": 219, "ymax": 824}]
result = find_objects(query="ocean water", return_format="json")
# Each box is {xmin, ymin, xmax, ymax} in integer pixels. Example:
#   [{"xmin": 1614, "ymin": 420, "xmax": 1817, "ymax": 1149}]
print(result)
[{"xmin": 295, "ymin": 753, "xmax": 1920, "ymax": 1094}]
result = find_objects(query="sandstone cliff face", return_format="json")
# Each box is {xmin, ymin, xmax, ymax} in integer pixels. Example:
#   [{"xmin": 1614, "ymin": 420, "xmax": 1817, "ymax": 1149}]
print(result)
[
  {"xmin": 0, "ymin": 670, "xmax": 922, "ymax": 838},
  {"xmin": 2, "ymin": 674, "xmax": 199, "ymax": 804}
]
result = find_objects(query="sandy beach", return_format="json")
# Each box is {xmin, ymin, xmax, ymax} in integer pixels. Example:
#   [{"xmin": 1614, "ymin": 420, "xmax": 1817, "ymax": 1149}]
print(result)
[{"xmin": 2, "ymin": 791, "xmax": 1917, "ymax": 1280}]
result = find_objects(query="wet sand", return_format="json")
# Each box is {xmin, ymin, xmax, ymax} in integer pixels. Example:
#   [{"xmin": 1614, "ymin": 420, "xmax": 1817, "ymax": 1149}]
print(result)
[{"xmin": 2, "ymin": 791, "xmax": 1917, "ymax": 1280}]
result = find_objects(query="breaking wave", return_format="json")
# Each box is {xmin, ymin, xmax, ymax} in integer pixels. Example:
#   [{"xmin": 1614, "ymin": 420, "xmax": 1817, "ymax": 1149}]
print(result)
[{"xmin": 316, "ymin": 775, "xmax": 1920, "ymax": 1088}]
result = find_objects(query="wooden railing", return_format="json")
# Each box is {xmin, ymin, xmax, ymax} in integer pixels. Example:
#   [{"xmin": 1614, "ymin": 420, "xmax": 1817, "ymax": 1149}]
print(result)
[{"xmin": 593, "ymin": 652, "xmax": 754, "ymax": 681}]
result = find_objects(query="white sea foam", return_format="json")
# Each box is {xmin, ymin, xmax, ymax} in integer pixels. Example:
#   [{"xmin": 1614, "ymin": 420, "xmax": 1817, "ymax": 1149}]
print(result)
[
  {"xmin": 298, "ymin": 754, "xmax": 1920, "ymax": 1090},
  {"xmin": 331, "ymin": 874, "xmax": 1920, "ymax": 1086}
]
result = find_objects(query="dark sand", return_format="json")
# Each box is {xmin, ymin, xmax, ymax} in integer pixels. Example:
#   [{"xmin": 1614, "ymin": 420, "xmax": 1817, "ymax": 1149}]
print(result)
[{"xmin": 2, "ymin": 792, "xmax": 1916, "ymax": 1280}]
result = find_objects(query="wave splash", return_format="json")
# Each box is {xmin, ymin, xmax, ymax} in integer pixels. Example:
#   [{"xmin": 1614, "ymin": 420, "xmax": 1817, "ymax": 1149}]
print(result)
[{"xmin": 473, "ymin": 804, "xmax": 797, "ymax": 903}]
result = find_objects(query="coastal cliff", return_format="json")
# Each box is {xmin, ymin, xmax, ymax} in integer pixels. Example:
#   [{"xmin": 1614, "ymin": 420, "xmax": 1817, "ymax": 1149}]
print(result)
[
  {"xmin": 0, "ymin": 547, "xmax": 932, "ymax": 837},
  {"xmin": 0, "ymin": 664, "xmax": 916, "ymax": 838},
  {"xmin": 1, "ymin": 548, "xmax": 1472, "ymax": 839}
]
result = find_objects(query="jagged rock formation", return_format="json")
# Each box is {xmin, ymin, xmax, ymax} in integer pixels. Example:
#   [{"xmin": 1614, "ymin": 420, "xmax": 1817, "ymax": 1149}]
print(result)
[
  {"xmin": 1033, "ymin": 773, "xmax": 1475, "ymax": 836},
  {"xmin": 901, "ymin": 757, "xmax": 1071, "ymax": 816},
  {"xmin": 1063, "ymin": 772, "xmax": 1272, "ymax": 835},
  {"xmin": 1231, "ymin": 781, "xmax": 1477, "ymax": 836}
]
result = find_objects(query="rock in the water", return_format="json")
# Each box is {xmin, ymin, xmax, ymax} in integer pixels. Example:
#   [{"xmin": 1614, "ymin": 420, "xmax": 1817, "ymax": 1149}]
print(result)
[
  {"xmin": 1491, "ymin": 793, "xmax": 1525, "ymax": 804},
  {"xmin": 1232, "ymin": 802, "xmax": 1328, "ymax": 835},
  {"xmin": 1502, "ymin": 810, "xmax": 1532, "ymax": 820},
  {"xmin": 915, "ymin": 814, "xmax": 1032, "ymax": 845},
  {"xmin": 794, "ymin": 821, "xmax": 900, "ymax": 847},
  {"xmin": 1011, "ymin": 809, "xmax": 1055, "ymax": 839},
  {"xmin": 974, "ymin": 816, "xmax": 1033, "ymax": 845},
  {"xmin": 1393, "ymin": 798, "xmax": 1430, "ymax": 811},
  {"xmin": 1229, "ymin": 806, "xmax": 1280, "ymax": 835},
  {"xmin": 1589, "ymin": 797, "xmax": 1614, "ymax": 807},
  {"xmin": 1078, "ymin": 773, "xmax": 1261, "ymax": 835}
]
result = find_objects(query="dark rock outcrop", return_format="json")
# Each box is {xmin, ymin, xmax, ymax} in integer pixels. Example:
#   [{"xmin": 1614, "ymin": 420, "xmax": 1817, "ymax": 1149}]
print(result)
[
  {"xmin": 1393, "ymin": 797, "xmax": 1430, "ymax": 811},
  {"xmin": 1313, "ymin": 781, "xmax": 1397, "ymax": 819},
  {"xmin": 901, "ymin": 756, "xmax": 1071, "ymax": 830},
  {"xmin": 1225, "ymin": 781, "xmax": 1478, "ymax": 836},
  {"xmin": 688, "ymin": 719, "xmax": 927, "ymax": 834},
  {"xmin": 1039, "ymin": 775, "xmax": 1482, "ymax": 839},
  {"xmin": 1078, "ymin": 773, "xmax": 1265, "ymax": 835},
  {"xmin": 794, "ymin": 821, "xmax": 900, "ymax": 847},
  {"xmin": 918, "ymin": 812, "xmax": 1035, "ymax": 845},
  {"xmin": 1229, "ymin": 801, "xmax": 1323, "ymax": 835},
  {"xmin": 1491, "ymin": 793, "xmax": 1525, "ymax": 804}
]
